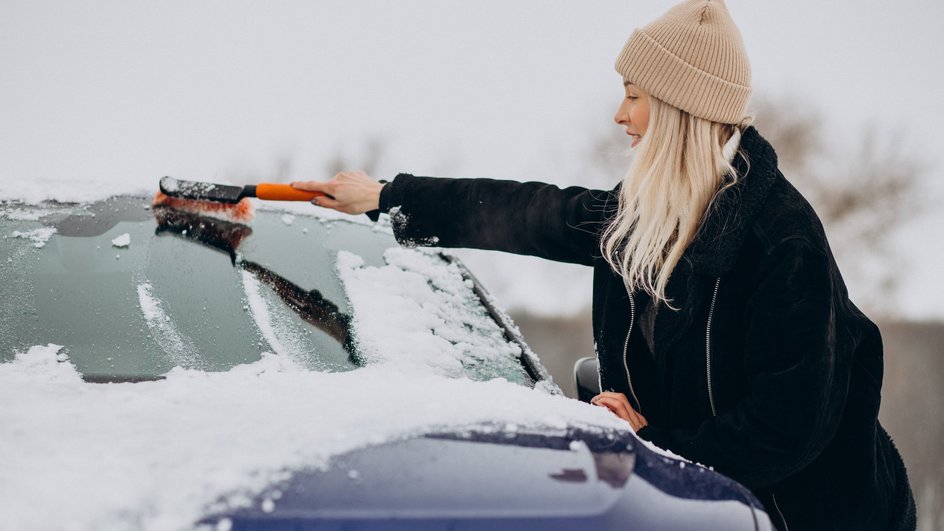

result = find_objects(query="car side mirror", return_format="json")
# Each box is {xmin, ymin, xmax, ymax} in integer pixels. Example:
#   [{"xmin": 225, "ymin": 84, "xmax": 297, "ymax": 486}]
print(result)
[{"xmin": 573, "ymin": 356, "xmax": 601, "ymax": 403}]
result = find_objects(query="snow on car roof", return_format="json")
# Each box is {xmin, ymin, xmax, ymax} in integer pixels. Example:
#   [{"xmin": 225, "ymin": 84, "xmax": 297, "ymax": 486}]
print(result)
[
  {"xmin": 0, "ymin": 177, "xmax": 373, "ymax": 226},
  {"xmin": 0, "ymin": 178, "xmax": 153, "ymax": 206}
]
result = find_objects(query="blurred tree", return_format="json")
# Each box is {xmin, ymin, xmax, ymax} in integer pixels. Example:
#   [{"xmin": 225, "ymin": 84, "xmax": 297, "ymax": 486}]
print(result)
[
  {"xmin": 324, "ymin": 137, "xmax": 387, "ymax": 177},
  {"xmin": 224, "ymin": 137, "xmax": 389, "ymax": 185},
  {"xmin": 750, "ymin": 96, "xmax": 925, "ymax": 316}
]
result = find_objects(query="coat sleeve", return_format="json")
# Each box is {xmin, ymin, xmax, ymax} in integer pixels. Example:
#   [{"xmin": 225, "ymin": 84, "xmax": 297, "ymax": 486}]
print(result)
[
  {"xmin": 636, "ymin": 238, "xmax": 854, "ymax": 489},
  {"xmin": 379, "ymin": 173, "xmax": 617, "ymax": 266}
]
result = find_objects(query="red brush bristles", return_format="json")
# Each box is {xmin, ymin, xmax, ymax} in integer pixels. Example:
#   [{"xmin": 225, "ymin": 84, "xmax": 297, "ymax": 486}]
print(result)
[{"xmin": 151, "ymin": 191, "xmax": 255, "ymax": 222}]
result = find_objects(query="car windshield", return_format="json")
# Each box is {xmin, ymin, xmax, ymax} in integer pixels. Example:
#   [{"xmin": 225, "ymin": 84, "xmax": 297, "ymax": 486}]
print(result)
[{"xmin": 0, "ymin": 196, "xmax": 535, "ymax": 386}]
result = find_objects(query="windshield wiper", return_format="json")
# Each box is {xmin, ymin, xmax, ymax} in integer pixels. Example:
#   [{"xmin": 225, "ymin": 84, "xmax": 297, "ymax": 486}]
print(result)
[{"xmin": 153, "ymin": 206, "xmax": 360, "ymax": 365}]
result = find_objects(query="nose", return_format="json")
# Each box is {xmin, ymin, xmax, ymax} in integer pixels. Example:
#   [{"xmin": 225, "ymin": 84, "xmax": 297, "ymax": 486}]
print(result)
[{"xmin": 614, "ymin": 99, "xmax": 629, "ymax": 126}]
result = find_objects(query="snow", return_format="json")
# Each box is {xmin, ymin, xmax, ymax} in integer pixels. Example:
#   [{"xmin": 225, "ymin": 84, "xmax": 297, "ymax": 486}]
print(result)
[
  {"xmin": 136, "ymin": 282, "xmax": 201, "ymax": 369},
  {"xmin": 0, "ymin": 344, "xmax": 629, "ymax": 531},
  {"xmin": 337, "ymin": 248, "xmax": 526, "ymax": 380},
  {"xmin": 111, "ymin": 233, "xmax": 131, "ymax": 248},
  {"xmin": 0, "ymin": 206, "xmax": 54, "ymax": 221},
  {"xmin": 239, "ymin": 270, "xmax": 306, "ymax": 363},
  {"xmin": 11, "ymin": 227, "xmax": 56, "ymax": 248},
  {"xmin": 161, "ymin": 177, "xmax": 180, "ymax": 193},
  {"xmin": 280, "ymin": 213, "xmax": 294, "ymax": 225},
  {"xmin": 0, "ymin": 179, "xmax": 151, "ymax": 205}
]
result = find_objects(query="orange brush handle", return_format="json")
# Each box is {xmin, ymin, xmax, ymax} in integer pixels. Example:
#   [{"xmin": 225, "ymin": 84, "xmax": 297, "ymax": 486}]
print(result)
[{"xmin": 255, "ymin": 183, "xmax": 327, "ymax": 201}]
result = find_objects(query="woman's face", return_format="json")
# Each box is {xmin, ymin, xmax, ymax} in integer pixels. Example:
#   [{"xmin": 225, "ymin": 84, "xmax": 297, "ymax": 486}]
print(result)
[{"xmin": 614, "ymin": 81, "xmax": 650, "ymax": 148}]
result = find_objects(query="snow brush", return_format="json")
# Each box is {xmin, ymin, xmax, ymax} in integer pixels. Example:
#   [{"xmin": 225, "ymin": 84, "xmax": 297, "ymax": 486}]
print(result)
[{"xmin": 152, "ymin": 176, "xmax": 327, "ymax": 223}]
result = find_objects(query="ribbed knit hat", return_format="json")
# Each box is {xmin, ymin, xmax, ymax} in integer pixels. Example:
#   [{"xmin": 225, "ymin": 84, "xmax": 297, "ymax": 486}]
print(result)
[{"xmin": 615, "ymin": 0, "xmax": 751, "ymax": 124}]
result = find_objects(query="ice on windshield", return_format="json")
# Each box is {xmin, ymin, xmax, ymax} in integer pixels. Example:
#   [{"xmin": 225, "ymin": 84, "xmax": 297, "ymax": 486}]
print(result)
[
  {"xmin": 0, "ymin": 200, "xmax": 368, "ymax": 378},
  {"xmin": 239, "ymin": 269, "xmax": 328, "ymax": 368},
  {"xmin": 111, "ymin": 233, "xmax": 131, "ymax": 248},
  {"xmin": 1, "ymin": 199, "xmax": 536, "ymax": 387},
  {"xmin": 137, "ymin": 281, "xmax": 202, "ymax": 369},
  {"xmin": 11, "ymin": 227, "xmax": 57, "ymax": 248},
  {"xmin": 1, "ymin": 205, "xmax": 56, "ymax": 221}
]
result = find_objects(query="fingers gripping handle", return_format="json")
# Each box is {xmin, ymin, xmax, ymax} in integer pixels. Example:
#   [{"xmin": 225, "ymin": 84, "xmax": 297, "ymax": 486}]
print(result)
[{"xmin": 254, "ymin": 183, "xmax": 327, "ymax": 201}]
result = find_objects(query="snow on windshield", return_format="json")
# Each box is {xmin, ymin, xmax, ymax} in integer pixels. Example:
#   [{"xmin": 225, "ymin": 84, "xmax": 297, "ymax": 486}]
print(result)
[
  {"xmin": 337, "ymin": 247, "xmax": 529, "ymax": 382},
  {"xmin": 136, "ymin": 282, "xmax": 202, "ymax": 369},
  {"xmin": 239, "ymin": 269, "xmax": 312, "ymax": 365},
  {"xmin": 111, "ymin": 232, "xmax": 131, "ymax": 248},
  {"xmin": 0, "ymin": 205, "xmax": 57, "ymax": 221},
  {"xmin": 0, "ymin": 344, "xmax": 628, "ymax": 531},
  {"xmin": 10, "ymin": 227, "xmax": 57, "ymax": 248}
]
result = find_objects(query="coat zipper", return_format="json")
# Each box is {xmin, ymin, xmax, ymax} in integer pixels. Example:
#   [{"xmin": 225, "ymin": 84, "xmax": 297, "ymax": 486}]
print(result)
[
  {"xmin": 771, "ymin": 493, "xmax": 790, "ymax": 531},
  {"xmin": 595, "ymin": 340, "xmax": 604, "ymax": 396},
  {"xmin": 706, "ymin": 277, "xmax": 721, "ymax": 417},
  {"xmin": 624, "ymin": 277, "xmax": 720, "ymax": 419},
  {"xmin": 622, "ymin": 292, "xmax": 642, "ymax": 414},
  {"xmin": 706, "ymin": 279, "xmax": 793, "ymax": 530}
]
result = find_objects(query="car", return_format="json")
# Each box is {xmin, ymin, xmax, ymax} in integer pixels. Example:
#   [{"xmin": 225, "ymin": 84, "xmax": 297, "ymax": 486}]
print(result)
[{"xmin": 0, "ymin": 192, "xmax": 773, "ymax": 530}]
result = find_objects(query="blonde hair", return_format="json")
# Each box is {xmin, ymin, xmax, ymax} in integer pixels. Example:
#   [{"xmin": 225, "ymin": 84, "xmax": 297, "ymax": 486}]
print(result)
[{"xmin": 601, "ymin": 96, "xmax": 738, "ymax": 307}]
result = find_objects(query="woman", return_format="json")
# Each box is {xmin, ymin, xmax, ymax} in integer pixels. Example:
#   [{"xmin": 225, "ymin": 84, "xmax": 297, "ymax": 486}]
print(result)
[{"xmin": 291, "ymin": 1, "xmax": 915, "ymax": 529}]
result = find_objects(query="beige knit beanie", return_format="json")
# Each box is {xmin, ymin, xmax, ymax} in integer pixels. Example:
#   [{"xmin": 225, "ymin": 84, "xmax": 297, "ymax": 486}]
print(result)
[{"xmin": 615, "ymin": 0, "xmax": 751, "ymax": 124}]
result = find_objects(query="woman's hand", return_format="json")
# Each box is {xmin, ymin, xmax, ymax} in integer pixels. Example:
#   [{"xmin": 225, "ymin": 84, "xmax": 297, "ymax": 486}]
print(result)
[
  {"xmin": 591, "ymin": 392, "xmax": 649, "ymax": 432},
  {"xmin": 290, "ymin": 171, "xmax": 385, "ymax": 215}
]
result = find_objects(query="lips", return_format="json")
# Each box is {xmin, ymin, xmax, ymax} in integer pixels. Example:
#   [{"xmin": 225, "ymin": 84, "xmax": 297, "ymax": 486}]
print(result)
[{"xmin": 626, "ymin": 130, "xmax": 642, "ymax": 147}]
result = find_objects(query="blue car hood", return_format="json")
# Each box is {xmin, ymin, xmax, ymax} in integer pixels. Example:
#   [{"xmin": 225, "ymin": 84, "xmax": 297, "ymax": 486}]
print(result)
[{"xmin": 207, "ymin": 427, "xmax": 770, "ymax": 531}]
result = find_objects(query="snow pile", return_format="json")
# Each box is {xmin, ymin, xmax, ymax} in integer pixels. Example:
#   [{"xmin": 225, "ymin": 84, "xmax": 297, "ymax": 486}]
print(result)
[
  {"xmin": 0, "ymin": 344, "xmax": 628, "ymax": 531},
  {"xmin": 337, "ymin": 247, "xmax": 526, "ymax": 381},
  {"xmin": 111, "ymin": 233, "xmax": 131, "ymax": 248},
  {"xmin": 11, "ymin": 227, "xmax": 57, "ymax": 248}
]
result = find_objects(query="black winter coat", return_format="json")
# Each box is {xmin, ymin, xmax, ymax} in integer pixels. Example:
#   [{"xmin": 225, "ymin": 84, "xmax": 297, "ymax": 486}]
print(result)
[{"xmin": 374, "ymin": 127, "xmax": 915, "ymax": 531}]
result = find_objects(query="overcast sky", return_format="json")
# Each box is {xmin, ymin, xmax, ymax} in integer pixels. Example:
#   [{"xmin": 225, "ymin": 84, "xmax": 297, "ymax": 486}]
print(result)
[{"xmin": 2, "ymin": 0, "xmax": 941, "ymax": 317}]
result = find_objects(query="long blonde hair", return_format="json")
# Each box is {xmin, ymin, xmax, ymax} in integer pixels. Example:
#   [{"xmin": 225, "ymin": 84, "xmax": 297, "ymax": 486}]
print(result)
[{"xmin": 601, "ymin": 96, "xmax": 738, "ymax": 306}]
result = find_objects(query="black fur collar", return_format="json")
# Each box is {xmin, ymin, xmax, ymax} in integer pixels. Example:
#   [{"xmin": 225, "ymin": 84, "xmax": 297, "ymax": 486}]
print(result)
[{"xmin": 685, "ymin": 126, "xmax": 780, "ymax": 277}]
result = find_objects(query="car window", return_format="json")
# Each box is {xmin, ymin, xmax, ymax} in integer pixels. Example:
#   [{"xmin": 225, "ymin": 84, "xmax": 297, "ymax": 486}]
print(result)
[{"xmin": 0, "ymin": 197, "xmax": 534, "ymax": 386}]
